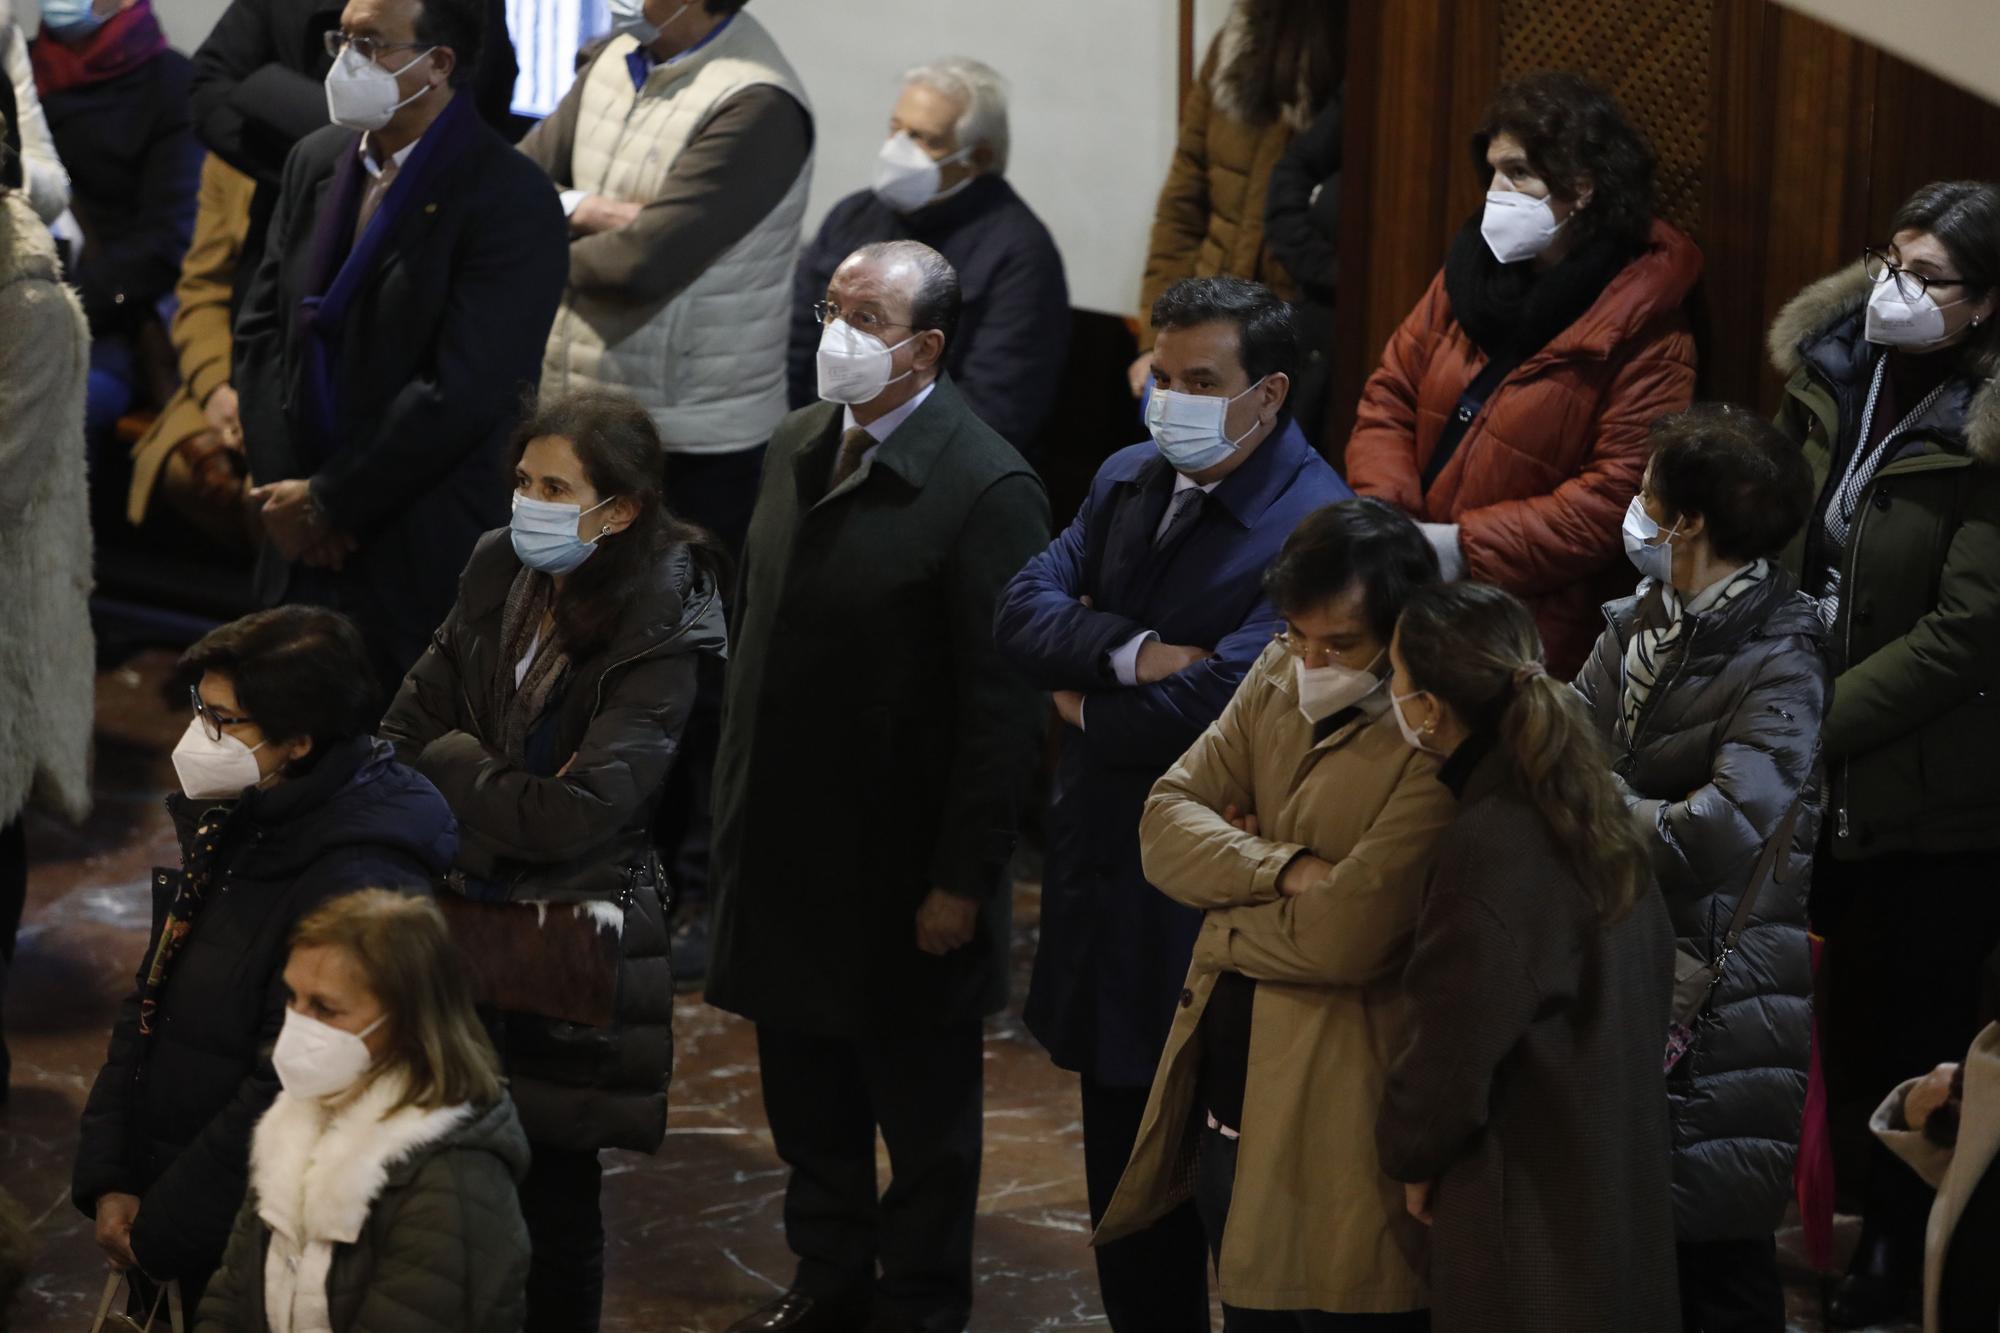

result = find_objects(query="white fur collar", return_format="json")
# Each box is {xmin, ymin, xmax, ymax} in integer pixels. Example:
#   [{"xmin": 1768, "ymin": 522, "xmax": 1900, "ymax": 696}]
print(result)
[{"xmin": 251, "ymin": 1074, "xmax": 472, "ymax": 1245}]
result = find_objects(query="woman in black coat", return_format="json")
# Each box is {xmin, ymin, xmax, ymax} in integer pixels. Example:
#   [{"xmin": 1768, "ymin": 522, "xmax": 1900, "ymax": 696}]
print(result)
[
  {"xmin": 1573, "ymin": 405, "xmax": 1830, "ymax": 1331},
  {"xmin": 71, "ymin": 606, "xmax": 455, "ymax": 1313},
  {"xmin": 380, "ymin": 388, "xmax": 727, "ymax": 1333},
  {"xmin": 1377, "ymin": 582, "xmax": 1679, "ymax": 1333}
]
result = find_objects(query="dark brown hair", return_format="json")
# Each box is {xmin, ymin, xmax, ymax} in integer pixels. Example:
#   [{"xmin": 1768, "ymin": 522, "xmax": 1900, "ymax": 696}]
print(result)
[
  {"xmin": 1889, "ymin": 179, "xmax": 2000, "ymax": 375},
  {"xmin": 1646, "ymin": 404, "xmax": 1814, "ymax": 563},
  {"xmin": 1471, "ymin": 71, "xmax": 1657, "ymax": 255},
  {"xmin": 510, "ymin": 390, "xmax": 726, "ymax": 659},
  {"xmin": 291, "ymin": 889, "xmax": 502, "ymax": 1114},
  {"xmin": 1263, "ymin": 498, "xmax": 1440, "ymax": 642},
  {"xmin": 1396, "ymin": 583, "xmax": 1651, "ymax": 921},
  {"xmin": 177, "ymin": 607, "xmax": 380, "ymax": 772}
]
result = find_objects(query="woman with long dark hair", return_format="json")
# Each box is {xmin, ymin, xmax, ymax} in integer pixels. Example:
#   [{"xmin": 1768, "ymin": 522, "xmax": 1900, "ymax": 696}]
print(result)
[
  {"xmin": 1377, "ymin": 582, "xmax": 1678, "ymax": 1332},
  {"xmin": 1766, "ymin": 179, "xmax": 2000, "ymax": 1328},
  {"xmin": 1344, "ymin": 71, "xmax": 1701, "ymax": 678},
  {"xmin": 380, "ymin": 388, "xmax": 728, "ymax": 1333}
]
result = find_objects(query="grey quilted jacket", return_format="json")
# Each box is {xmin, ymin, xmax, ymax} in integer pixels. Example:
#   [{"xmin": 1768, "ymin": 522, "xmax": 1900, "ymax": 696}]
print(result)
[
  {"xmin": 1574, "ymin": 566, "xmax": 1831, "ymax": 1240},
  {"xmin": 192, "ymin": 1096, "xmax": 531, "ymax": 1332}
]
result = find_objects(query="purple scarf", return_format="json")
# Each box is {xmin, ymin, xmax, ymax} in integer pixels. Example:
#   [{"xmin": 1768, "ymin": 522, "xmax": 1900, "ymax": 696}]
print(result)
[{"xmin": 296, "ymin": 90, "xmax": 478, "ymax": 464}]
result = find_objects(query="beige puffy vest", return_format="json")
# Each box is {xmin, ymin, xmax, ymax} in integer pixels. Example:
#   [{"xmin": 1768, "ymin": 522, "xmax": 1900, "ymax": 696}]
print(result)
[{"xmin": 541, "ymin": 15, "xmax": 811, "ymax": 455}]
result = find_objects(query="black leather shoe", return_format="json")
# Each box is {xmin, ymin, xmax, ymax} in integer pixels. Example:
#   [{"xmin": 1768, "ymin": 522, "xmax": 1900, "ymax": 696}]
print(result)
[{"xmin": 725, "ymin": 1290, "xmax": 869, "ymax": 1333}]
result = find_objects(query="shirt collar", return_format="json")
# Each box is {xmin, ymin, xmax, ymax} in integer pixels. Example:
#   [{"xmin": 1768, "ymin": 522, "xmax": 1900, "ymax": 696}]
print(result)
[
  {"xmin": 840, "ymin": 379, "xmax": 938, "ymax": 447},
  {"xmin": 358, "ymin": 134, "xmax": 418, "ymax": 178},
  {"xmin": 1171, "ymin": 471, "xmax": 1223, "ymax": 498},
  {"xmin": 629, "ymin": 11, "xmax": 735, "ymax": 89}
]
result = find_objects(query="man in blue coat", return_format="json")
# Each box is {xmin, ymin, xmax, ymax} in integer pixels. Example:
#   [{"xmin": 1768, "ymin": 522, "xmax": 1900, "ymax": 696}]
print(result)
[{"xmin": 993, "ymin": 276, "xmax": 1350, "ymax": 1333}]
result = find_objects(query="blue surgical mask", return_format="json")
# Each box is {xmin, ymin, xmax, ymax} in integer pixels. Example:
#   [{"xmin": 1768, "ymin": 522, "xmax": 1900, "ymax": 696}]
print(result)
[
  {"xmin": 1621, "ymin": 496, "xmax": 1680, "ymax": 586},
  {"xmin": 40, "ymin": 0, "xmax": 108, "ymax": 40},
  {"xmin": 1144, "ymin": 377, "xmax": 1267, "ymax": 473},
  {"xmin": 511, "ymin": 494, "xmax": 617, "ymax": 575}
]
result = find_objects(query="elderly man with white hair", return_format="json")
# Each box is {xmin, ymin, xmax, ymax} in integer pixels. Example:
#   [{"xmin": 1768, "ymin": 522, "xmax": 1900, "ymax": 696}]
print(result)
[{"xmin": 787, "ymin": 56, "xmax": 1069, "ymax": 456}]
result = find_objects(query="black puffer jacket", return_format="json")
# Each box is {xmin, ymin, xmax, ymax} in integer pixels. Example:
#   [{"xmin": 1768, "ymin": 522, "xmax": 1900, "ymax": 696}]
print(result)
[
  {"xmin": 381, "ymin": 530, "xmax": 727, "ymax": 1153},
  {"xmin": 1574, "ymin": 567, "xmax": 1830, "ymax": 1240},
  {"xmin": 71, "ymin": 737, "xmax": 455, "ymax": 1285}
]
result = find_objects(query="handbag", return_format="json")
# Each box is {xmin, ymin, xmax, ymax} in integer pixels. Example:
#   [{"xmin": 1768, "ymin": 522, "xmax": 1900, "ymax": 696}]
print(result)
[
  {"xmin": 1665, "ymin": 796, "xmax": 1803, "ymax": 1070},
  {"xmin": 89, "ymin": 1272, "xmax": 184, "ymax": 1333},
  {"xmin": 433, "ymin": 860, "xmax": 658, "ymax": 1028}
]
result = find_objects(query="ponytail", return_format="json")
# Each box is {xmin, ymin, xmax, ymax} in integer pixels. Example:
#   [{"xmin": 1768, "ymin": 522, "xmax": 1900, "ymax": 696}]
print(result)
[{"xmin": 1398, "ymin": 584, "xmax": 1650, "ymax": 921}]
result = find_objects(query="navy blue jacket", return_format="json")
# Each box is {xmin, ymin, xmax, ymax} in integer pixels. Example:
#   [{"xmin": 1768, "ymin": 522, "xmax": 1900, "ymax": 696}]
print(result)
[
  {"xmin": 788, "ymin": 173, "xmax": 1070, "ymax": 453},
  {"xmin": 993, "ymin": 421, "xmax": 1351, "ymax": 1084},
  {"xmin": 72, "ymin": 737, "xmax": 455, "ymax": 1288}
]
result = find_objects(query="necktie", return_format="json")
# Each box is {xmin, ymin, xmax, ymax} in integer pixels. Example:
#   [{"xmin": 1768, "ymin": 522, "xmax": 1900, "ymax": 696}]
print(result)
[
  {"xmin": 356, "ymin": 154, "xmax": 401, "ymax": 237},
  {"xmin": 829, "ymin": 427, "xmax": 874, "ymax": 492},
  {"xmin": 1154, "ymin": 487, "xmax": 1204, "ymax": 550}
]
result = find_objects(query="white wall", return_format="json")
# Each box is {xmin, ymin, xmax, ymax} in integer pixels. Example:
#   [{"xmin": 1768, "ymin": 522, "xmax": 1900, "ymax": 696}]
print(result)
[
  {"xmin": 751, "ymin": 0, "xmax": 1221, "ymax": 316},
  {"xmin": 144, "ymin": 0, "xmax": 1228, "ymax": 315},
  {"xmin": 1778, "ymin": 0, "xmax": 2000, "ymax": 105}
]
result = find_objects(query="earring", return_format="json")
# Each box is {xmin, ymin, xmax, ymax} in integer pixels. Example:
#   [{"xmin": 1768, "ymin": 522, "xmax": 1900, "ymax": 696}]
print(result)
[{"xmin": 600, "ymin": 523, "xmax": 614, "ymax": 536}]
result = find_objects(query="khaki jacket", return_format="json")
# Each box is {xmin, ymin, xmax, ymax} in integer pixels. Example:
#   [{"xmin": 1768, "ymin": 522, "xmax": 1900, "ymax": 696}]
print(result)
[
  {"xmin": 1872, "ymin": 1022, "xmax": 2000, "ymax": 1333},
  {"xmin": 1098, "ymin": 643, "xmax": 1455, "ymax": 1313}
]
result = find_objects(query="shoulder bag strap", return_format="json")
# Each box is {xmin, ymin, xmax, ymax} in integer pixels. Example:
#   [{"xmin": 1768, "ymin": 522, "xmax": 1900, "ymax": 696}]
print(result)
[{"xmin": 1716, "ymin": 794, "xmax": 1804, "ymax": 960}]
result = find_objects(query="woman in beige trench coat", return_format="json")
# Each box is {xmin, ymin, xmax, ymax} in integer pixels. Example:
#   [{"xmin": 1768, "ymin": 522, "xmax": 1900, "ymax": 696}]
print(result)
[{"xmin": 1097, "ymin": 499, "xmax": 1453, "ymax": 1327}]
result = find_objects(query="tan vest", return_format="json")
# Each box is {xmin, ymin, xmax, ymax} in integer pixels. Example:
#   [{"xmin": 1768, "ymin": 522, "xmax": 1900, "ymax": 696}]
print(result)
[{"xmin": 541, "ymin": 14, "xmax": 811, "ymax": 454}]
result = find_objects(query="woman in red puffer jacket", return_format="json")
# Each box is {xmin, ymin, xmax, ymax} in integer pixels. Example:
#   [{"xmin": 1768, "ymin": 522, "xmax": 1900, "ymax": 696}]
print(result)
[{"xmin": 1344, "ymin": 71, "xmax": 1700, "ymax": 678}]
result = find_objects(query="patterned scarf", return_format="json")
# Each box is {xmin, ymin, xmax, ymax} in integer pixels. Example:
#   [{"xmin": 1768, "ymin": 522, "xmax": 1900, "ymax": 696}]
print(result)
[
  {"xmin": 137, "ymin": 805, "xmax": 232, "ymax": 1037},
  {"xmin": 1619, "ymin": 561, "xmax": 1768, "ymax": 745},
  {"xmin": 1813, "ymin": 353, "xmax": 1953, "ymax": 627},
  {"xmin": 489, "ymin": 566, "xmax": 572, "ymax": 765}
]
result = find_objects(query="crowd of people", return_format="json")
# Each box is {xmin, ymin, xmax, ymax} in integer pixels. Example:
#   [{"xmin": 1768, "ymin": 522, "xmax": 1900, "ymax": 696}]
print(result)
[{"xmin": 2, "ymin": 0, "xmax": 1998, "ymax": 1330}]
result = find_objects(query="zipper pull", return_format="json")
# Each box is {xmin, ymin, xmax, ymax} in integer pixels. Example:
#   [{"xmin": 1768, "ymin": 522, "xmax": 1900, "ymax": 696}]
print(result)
[{"xmin": 1836, "ymin": 807, "xmax": 1850, "ymax": 840}]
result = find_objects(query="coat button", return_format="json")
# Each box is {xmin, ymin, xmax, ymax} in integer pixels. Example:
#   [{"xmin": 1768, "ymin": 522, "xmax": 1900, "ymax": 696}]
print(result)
[
  {"xmin": 1179, "ymin": 988, "xmax": 1194, "ymax": 1008},
  {"xmin": 1873, "ymin": 491, "xmax": 1891, "ymax": 511}
]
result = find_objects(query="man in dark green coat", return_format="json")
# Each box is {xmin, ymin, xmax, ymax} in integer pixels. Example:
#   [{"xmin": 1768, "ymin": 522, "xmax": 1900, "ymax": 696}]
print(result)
[{"xmin": 709, "ymin": 240, "xmax": 1050, "ymax": 1333}]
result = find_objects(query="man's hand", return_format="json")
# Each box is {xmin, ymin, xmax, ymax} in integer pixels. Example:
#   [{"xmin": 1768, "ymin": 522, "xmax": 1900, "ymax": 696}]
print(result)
[
  {"xmin": 570, "ymin": 195, "xmax": 642, "ymax": 237},
  {"xmin": 202, "ymin": 383, "xmax": 242, "ymax": 448},
  {"xmin": 1136, "ymin": 640, "xmax": 1213, "ymax": 685},
  {"xmin": 1053, "ymin": 690, "xmax": 1085, "ymax": 730},
  {"xmin": 94, "ymin": 1192, "xmax": 141, "ymax": 1270},
  {"xmin": 1278, "ymin": 852, "xmax": 1334, "ymax": 898},
  {"xmin": 1404, "ymin": 1180, "xmax": 1435, "ymax": 1226},
  {"xmin": 915, "ymin": 889, "xmax": 979, "ymax": 956},
  {"xmin": 1127, "ymin": 350, "xmax": 1155, "ymax": 399},
  {"xmin": 1222, "ymin": 804, "xmax": 1261, "ymax": 837},
  {"xmin": 1906, "ymin": 1062, "xmax": 1962, "ymax": 1132},
  {"xmin": 250, "ymin": 478, "xmax": 329, "ymax": 562}
]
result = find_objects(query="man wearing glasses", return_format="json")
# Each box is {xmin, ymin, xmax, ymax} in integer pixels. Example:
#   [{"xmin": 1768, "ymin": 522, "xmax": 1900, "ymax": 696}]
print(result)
[
  {"xmin": 708, "ymin": 241, "xmax": 1049, "ymax": 1333},
  {"xmin": 231, "ymin": 0, "xmax": 566, "ymax": 695},
  {"xmin": 990, "ymin": 275, "xmax": 1349, "ymax": 1333},
  {"xmin": 188, "ymin": 0, "xmax": 519, "ymax": 300}
]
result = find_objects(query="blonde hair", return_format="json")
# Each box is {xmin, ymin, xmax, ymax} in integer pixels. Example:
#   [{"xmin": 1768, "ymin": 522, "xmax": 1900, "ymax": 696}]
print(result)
[
  {"xmin": 290, "ymin": 890, "xmax": 502, "ymax": 1113},
  {"xmin": 1396, "ymin": 583, "xmax": 1650, "ymax": 921}
]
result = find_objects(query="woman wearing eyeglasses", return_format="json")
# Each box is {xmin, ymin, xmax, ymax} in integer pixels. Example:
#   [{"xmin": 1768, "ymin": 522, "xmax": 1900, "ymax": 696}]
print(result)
[
  {"xmin": 70, "ymin": 606, "xmax": 456, "ymax": 1316},
  {"xmin": 1766, "ymin": 178, "xmax": 2000, "ymax": 1328}
]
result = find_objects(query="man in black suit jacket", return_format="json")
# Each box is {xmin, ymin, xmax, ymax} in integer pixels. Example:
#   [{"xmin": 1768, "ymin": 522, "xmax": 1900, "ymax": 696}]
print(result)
[
  {"xmin": 190, "ymin": 0, "xmax": 519, "ymax": 294},
  {"xmin": 233, "ymin": 0, "xmax": 565, "ymax": 692}
]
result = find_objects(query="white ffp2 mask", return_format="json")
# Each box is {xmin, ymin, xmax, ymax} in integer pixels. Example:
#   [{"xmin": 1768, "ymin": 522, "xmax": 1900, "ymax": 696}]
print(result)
[
  {"xmin": 170, "ymin": 715, "xmax": 267, "ymax": 801},
  {"xmin": 816, "ymin": 318, "xmax": 918, "ymax": 405},
  {"xmin": 324, "ymin": 43, "xmax": 436, "ymax": 133},
  {"xmin": 1479, "ymin": 189, "xmax": 1564, "ymax": 264},
  {"xmin": 273, "ymin": 1006, "xmax": 388, "ymax": 1100},
  {"xmin": 1294, "ymin": 654, "xmax": 1385, "ymax": 723},
  {"xmin": 873, "ymin": 132, "xmax": 970, "ymax": 214}
]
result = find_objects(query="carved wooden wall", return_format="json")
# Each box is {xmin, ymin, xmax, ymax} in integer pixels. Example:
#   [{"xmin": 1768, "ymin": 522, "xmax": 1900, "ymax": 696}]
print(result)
[{"xmin": 1327, "ymin": 0, "xmax": 2000, "ymax": 461}]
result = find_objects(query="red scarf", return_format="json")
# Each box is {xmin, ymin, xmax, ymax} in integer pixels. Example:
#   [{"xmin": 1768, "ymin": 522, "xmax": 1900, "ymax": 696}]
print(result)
[{"xmin": 29, "ymin": 1, "xmax": 169, "ymax": 98}]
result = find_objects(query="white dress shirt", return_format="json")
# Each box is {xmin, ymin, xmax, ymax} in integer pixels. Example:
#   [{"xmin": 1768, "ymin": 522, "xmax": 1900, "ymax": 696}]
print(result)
[{"xmin": 835, "ymin": 379, "xmax": 938, "ymax": 483}]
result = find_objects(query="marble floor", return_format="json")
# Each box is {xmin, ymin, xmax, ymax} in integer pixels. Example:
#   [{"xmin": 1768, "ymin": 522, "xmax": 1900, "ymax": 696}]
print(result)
[{"xmin": 0, "ymin": 650, "xmax": 1916, "ymax": 1332}]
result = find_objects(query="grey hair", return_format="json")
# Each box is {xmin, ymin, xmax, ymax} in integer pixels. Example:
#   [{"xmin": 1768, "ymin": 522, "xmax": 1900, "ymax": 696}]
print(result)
[
  {"xmin": 900, "ymin": 56, "xmax": 1010, "ymax": 175},
  {"xmin": 850, "ymin": 240, "xmax": 962, "ymax": 347}
]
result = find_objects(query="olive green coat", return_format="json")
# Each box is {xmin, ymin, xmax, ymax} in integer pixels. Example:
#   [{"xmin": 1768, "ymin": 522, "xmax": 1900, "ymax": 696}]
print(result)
[
  {"xmin": 706, "ymin": 374, "xmax": 1051, "ymax": 1036},
  {"xmin": 1770, "ymin": 265, "xmax": 2000, "ymax": 859}
]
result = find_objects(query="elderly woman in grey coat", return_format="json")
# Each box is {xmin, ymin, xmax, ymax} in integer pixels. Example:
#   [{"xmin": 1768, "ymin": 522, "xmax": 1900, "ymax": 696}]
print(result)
[
  {"xmin": 0, "ymin": 102, "xmax": 93, "ymax": 1098},
  {"xmin": 1574, "ymin": 404, "xmax": 1831, "ymax": 1332}
]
